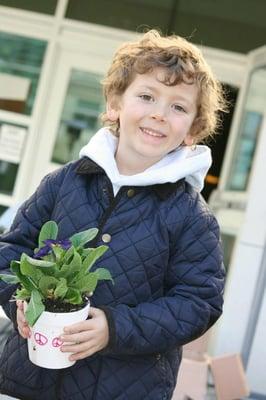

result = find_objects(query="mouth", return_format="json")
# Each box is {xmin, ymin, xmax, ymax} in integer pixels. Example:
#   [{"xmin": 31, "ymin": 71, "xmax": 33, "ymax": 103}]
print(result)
[{"xmin": 140, "ymin": 127, "xmax": 166, "ymax": 138}]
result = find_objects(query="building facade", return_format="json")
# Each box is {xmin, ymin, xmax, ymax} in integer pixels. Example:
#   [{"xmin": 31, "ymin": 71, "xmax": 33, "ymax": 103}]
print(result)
[{"xmin": 0, "ymin": 1, "xmax": 266, "ymax": 398}]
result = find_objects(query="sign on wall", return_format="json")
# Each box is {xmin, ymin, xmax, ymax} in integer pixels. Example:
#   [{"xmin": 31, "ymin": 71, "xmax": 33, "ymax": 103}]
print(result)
[{"xmin": 0, "ymin": 124, "xmax": 27, "ymax": 164}]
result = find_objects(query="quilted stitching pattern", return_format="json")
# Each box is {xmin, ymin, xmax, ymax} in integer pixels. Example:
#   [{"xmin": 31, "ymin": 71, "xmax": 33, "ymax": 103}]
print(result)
[{"xmin": 0, "ymin": 159, "xmax": 224, "ymax": 400}]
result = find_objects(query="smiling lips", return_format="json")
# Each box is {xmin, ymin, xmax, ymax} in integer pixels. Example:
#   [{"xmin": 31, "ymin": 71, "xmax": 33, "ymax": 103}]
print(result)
[{"xmin": 140, "ymin": 127, "xmax": 166, "ymax": 138}]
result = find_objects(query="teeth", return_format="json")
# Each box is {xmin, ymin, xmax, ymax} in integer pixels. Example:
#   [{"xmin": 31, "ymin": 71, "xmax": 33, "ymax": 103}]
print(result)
[{"xmin": 141, "ymin": 128, "xmax": 164, "ymax": 137}]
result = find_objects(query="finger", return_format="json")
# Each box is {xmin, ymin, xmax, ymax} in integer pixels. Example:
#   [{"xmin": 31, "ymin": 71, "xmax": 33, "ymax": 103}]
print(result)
[
  {"xmin": 22, "ymin": 326, "xmax": 31, "ymax": 338},
  {"xmin": 60, "ymin": 340, "xmax": 91, "ymax": 353},
  {"xmin": 17, "ymin": 309, "xmax": 27, "ymax": 325},
  {"xmin": 63, "ymin": 320, "xmax": 93, "ymax": 334},
  {"xmin": 68, "ymin": 346, "xmax": 97, "ymax": 361},
  {"xmin": 16, "ymin": 300, "xmax": 24, "ymax": 311},
  {"xmin": 60, "ymin": 329, "xmax": 94, "ymax": 344},
  {"xmin": 18, "ymin": 325, "xmax": 30, "ymax": 339}
]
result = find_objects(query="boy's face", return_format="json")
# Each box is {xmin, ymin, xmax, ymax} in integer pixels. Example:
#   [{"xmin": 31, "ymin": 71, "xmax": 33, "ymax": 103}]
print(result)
[{"xmin": 107, "ymin": 68, "xmax": 198, "ymax": 172}]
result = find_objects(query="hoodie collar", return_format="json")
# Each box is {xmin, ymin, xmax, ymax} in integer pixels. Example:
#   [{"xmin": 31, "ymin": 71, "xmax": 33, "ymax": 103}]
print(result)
[
  {"xmin": 75, "ymin": 157, "xmax": 184, "ymax": 200},
  {"xmin": 79, "ymin": 127, "xmax": 212, "ymax": 193}
]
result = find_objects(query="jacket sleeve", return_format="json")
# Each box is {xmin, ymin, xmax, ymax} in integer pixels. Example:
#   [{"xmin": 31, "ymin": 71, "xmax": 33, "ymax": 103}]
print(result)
[
  {"xmin": 0, "ymin": 172, "xmax": 58, "ymax": 320},
  {"xmin": 101, "ymin": 194, "xmax": 225, "ymax": 356}
]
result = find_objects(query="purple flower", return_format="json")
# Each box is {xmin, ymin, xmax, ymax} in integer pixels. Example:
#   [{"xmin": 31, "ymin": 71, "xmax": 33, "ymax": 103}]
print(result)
[{"xmin": 33, "ymin": 239, "xmax": 72, "ymax": 259}]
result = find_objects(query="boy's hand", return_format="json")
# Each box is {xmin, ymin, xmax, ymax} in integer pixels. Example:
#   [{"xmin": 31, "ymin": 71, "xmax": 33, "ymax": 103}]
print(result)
[
  {"xmin": 16, "ymin": 300, "xmax": 31, "ymax": 339},
  {"xmin": 60, "ymin": 307, "xmax": 109, "ymax": 361}
]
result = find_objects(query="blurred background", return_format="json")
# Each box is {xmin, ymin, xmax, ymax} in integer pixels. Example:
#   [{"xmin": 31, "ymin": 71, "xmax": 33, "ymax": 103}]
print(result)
[{"xmin": 0, "ymin": 1, "xmax": 265, "ymax": 398}]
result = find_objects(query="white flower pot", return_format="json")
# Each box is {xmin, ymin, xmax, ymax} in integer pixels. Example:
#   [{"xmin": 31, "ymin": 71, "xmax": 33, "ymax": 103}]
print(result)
[{"xmin": 26, "ymin": 301, "xmax": 90, "ymax": 369}]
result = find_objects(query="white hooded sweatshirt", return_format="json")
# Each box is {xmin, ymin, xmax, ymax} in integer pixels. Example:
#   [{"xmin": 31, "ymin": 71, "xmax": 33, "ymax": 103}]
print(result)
[{"xmin": 79, "ymin": 127, "xmax": 212, "ymax": 196}]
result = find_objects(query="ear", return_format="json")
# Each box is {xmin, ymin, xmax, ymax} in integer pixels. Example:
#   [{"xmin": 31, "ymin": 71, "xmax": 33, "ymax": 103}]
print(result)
[
  {"xmin": 106, "ymin": 99, "xmax": 120, "ymax": 122},
  {"xmin": 184, "ymin": 134, "xmax": 194, "ymax": 146}
]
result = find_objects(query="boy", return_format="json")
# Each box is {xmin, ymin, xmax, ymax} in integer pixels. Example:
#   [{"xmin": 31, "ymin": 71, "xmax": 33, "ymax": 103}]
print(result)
[{"xmin": 0, "ymin": 30, "xmax": 225, "ymax": 400}]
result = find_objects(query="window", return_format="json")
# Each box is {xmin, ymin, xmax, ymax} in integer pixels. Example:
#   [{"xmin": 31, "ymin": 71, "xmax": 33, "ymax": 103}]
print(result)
[
  {"xmin": 0, "ymin": 32, "xmax": 47, "ymax": 115},
  {"xmin": 226, "ymin": 67, "xmax": 266, "ymax": 191},
  {"xmin": 52, "ymin": 70, "xmax": 104, "ymax": 164}
]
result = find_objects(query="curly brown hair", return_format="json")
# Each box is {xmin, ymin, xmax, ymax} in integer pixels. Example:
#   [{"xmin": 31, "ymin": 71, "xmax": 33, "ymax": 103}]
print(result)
[{"xmin": 101, "ymin": 29, "xmax": 227, "ymax": 143}]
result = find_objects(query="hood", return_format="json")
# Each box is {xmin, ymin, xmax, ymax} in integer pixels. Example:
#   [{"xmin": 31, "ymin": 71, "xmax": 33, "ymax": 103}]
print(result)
[{"xmin": 79, "ymin": 127, "xmax": 212, "ymax": 194}]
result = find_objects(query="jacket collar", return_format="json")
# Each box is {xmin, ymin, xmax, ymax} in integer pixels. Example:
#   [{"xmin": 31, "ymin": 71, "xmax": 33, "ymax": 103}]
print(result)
[{"xmin": 75, "ymin": 157, "xmax": 184, "ymax": 200}]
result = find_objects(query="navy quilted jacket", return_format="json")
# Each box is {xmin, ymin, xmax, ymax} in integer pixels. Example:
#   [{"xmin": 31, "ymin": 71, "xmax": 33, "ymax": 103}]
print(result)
[{"xmin": 0, "ymin": 157, "xmax": 225, "ymax": 400}]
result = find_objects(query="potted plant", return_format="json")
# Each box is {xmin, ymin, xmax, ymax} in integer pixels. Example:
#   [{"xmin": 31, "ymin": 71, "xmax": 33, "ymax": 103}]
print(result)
[{"xmin": 0, "ymin": 221, "xmax": 113, "ymax": 369}]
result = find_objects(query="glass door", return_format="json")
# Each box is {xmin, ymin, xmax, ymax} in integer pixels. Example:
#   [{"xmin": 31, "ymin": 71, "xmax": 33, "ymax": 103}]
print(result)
[
  {"xmin": 31, "ymin": 49, "xmax": 110, "ymax": 188},
  {"xmin": 209, "ymin": 46, "xmax": 266, "ymax": 240},
  {"xmin": 51, "ymin": 69, "xmax": 104, "ymax": 165},
  {"xmin": 0, "ymin": 31, "xmax": 47, "ymax": 216}
]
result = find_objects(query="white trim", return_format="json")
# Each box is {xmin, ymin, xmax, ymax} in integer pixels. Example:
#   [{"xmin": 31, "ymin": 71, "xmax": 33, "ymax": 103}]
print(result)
[
  {"xmin": 61, "ymin": 18, "xmax": 140, "ymax": 42},
  {"xmin": 60, "ymin": 20, "xmax": 246, "ymax": 85},
  {"xmin": 0, "ymin": 111, "xmax": 31, "ymax": 127},
  {"xmin": 0, "ymin": 194, "xmax": 15, "ymax": 207},
  {"xmin": 202, "ymin": 47, "xmax": 246, "ymax": 86},
  {"xmin": 54, "ymin": 0, "xmax": 69, "ymax": 22},
  {"xmin": 0, "ymin": 5, "xmax": 54, "ymax": 23},
  {"xmin": 0, "ymin": 6, "xmax": 54, "ymax": 40},
  {"xmin": 15, "ymin": 44, "xmax": 61, "ymax": 200}
]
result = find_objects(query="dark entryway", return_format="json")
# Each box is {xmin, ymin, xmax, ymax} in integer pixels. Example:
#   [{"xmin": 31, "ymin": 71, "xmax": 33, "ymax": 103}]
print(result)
[{"xmin": 202, "ymin": 83, "xmax": 239, "ymax": 202}]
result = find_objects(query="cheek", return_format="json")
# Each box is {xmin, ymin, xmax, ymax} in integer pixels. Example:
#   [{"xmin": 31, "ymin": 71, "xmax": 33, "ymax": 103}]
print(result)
[
  {"xmin": 120, "ymin": 106, "xmax": 143, "ymax": 126},
  {"xmin": 173, "ymin": 115, "xmax": 194, "ymax": 132}
]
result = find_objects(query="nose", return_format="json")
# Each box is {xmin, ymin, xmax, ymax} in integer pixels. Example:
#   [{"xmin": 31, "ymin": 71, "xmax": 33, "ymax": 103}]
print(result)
[
  {"xmin": 151, "ymin": 113, "xmax": 165, "ymax": 121},
  {"xmin": 150, "ymin": 106, "xmax": 167, "ymax": 122}
]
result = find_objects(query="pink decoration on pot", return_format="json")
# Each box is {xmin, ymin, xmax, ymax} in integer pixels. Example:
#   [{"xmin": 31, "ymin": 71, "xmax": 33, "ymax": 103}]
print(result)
[
  {"xmin": 52, "ymin": 337, "xmax": 63, "ymax": 347},
  {"xmin": 34, "ymin": 332, "xmax": 48, "ymax": 346}
]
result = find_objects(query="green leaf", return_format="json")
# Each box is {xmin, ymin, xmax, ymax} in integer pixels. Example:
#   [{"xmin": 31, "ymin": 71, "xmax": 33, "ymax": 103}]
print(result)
[
  {"xmin": 69, "ymin": 228, "xmax": 98, "ymax": 248},
  {"xmin": 0, "ymin": 273, "xmax": 20, "ymax": 284},
  {"xmin": 81, "ymin": 245, "xmax": 108, "ymax": 273},
  {"xmin": 10, "ymin": 260, "xmax": 38, "ymax": 292},
  {"xmin": 94, "ymin": 268, "xmax": 114, "ymax": 284},
  {"xmin": 54, "ymin": 278, "xmax": 68, "ymax": 299},
  {"xmin": 73, "ymin": 272, "xmax": 98, "ymax": 293},
  {"xmin": 25, "ymin": 290, "xmax": 45, "ymax": 326},
  {"xmin": 15, "ymin": 287, "xmax": 31, "ymax": 300},
  {"xmin": 38, "ymin": 276, "xmax": 58, "ymax": 296},
  {"xmin": 38, "ymin": 220, "xmax": 58, "ymax": 247},
  {"xmin": 23, "ymin": 254, "xmax": 55, "ymax": 268},
  {"xmin": 69, "ymin": 249, "xmax": 82, "ymax": 269},
  {"xmin": 23, "ymin": 254, "xmax": 57, "ymax": 276},
  {"xmin": 62, "ymin": 245, "xmax": 74, "ymax": 264},
  {"xmin": 80, "ymin": 247, "xmax": 94, "ymax": 257},
  {"xmin": 59, "ymin": 249, "xmax": 82, "ymax": 280},
  {"xmin": 51, "ymin": 245, "xmax": 64, "ymax": 262},
  {"xmin": 20, "ymin": 254, "xmax": 43, "ymax": 282},
  {"xmin": 64, "ymin": 288, "xmax": 82, "ymax": 304}
]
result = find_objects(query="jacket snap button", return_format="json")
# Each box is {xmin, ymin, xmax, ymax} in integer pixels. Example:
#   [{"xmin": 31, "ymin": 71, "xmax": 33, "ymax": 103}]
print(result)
[
  {"xmin": 127, "ymin": 189, "xmax": 135, "ymax": 197},
  {"xmin": 102, "ymin": 233, "xmax": 111, "ymax": 243},
  {"xmin": 156, "ymin": 354, "xmax": 161, "ymax": 360}
]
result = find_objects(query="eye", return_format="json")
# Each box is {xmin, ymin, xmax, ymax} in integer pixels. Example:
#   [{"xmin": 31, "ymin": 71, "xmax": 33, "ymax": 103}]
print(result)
[
  {"xmin": 172, "ymin": 104, "xmax": 186, "ymax": 113},
  {"xmin": 139, "ymin": 94, "xmax": 153, "ymax": 102}
]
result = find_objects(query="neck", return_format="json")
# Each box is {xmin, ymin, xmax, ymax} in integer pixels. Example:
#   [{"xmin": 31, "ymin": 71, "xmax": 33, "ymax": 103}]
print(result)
[{"xmin": 115, "ymin": 149, "xmax": 159, "ymax": 176}]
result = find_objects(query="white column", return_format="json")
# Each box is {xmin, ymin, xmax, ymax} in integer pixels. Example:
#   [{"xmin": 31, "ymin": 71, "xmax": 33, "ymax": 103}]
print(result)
[{"xmin": 212, "ymin": 116, "xmax": 266, "ymax": 393}]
